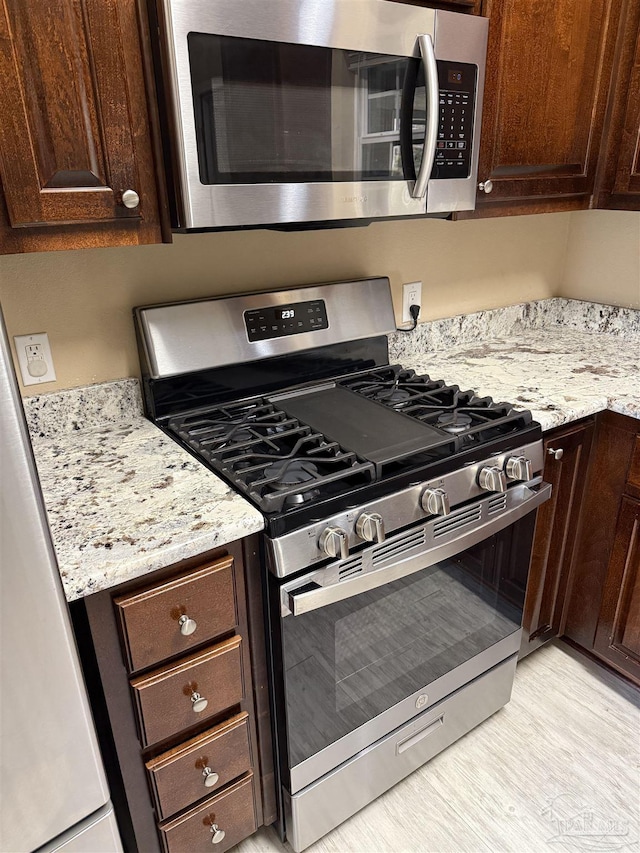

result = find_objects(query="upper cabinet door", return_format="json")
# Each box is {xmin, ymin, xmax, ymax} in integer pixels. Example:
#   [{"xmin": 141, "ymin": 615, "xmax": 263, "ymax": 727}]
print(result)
[
  {"xmin": 0, "ymin": 0, "xmax": 167, "ymax": 250},
  {"xmin": 595, "ymin": 0, "xmax": 640, "ymax": 209},
  {"xmin": 474, "ymin": 0, "xmax": 622, "ymax": 214}
]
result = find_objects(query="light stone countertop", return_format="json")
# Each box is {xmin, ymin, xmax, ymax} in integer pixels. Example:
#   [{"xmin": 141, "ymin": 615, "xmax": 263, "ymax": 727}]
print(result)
[
  {"xmin": 25, "ymin": 383, "xmax": 264, "ymax": 601},
  {"xmin": 389, "ymin": 298, "xmax": 639, "ymax": 431},
  {"xmin": 398, "ymin": 327, "xmax": 639, "ymax": 431},
  {"xmin": 25, "ymin": 298, "xmax": 638, "ymax": 602}
]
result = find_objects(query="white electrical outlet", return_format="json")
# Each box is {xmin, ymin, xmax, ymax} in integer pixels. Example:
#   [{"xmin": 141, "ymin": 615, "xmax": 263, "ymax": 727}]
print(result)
[
  {"xmin": 14, "ymin": 333, "xmax": 57, "ymax": 386},
  {"xmin": 402, "ymin": 281, "xmax": 422, "ymax": 324}
]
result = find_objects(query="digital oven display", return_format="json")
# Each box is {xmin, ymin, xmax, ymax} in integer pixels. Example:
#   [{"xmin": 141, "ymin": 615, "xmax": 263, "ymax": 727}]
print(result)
[{"xmin": 244, "ymin": 299, "xmax": 328, "ymax": 342}]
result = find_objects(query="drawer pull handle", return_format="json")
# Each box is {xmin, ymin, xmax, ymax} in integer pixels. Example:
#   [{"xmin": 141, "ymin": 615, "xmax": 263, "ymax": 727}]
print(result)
[
  {"xmin": 202, "ymin": 766, "xmax": 219, "ymax": 787},
  {"xmin": 178, "ymin": 614, "xmax": 197, "ymax": 636},
  {"xmin": 547, "ymin": 447, "xmax": 564, "ymax": 460},
  {"xmin": 210, "ymin": 824, "xmax": 225, "ymax": 844},
  {"xmin": 190, "ymin": 691, "xmax": 208, "ymax": 713},
  {"xmin": 121, "ymin": 189, "xmax": 140, "ymax": 209}
]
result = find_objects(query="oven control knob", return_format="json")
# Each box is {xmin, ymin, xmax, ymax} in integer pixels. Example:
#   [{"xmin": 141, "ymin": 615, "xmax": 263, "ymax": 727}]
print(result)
[
  {"xmin": 505, "ymin": 455, "xmax": 533, "ymax": 482},
  {"xmin": 355, "ymin": 512, "xmax": 385, "ymax": 544},
  {"xmin": 421, "ymin": 488, "xmax": 451, "ymax": 517},
  {"xmin": 478, "ymin": 466, "xmax": 508, "ymax": 493},
  {"xmin": 319, "ymin": 526, "xmax": 349, "ymax": 560}
]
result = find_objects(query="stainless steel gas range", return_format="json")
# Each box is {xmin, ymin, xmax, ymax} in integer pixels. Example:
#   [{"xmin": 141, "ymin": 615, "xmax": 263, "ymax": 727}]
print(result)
[{"xmin": 135, "ymin": 278, "xmax": 551, "ymax": 852}]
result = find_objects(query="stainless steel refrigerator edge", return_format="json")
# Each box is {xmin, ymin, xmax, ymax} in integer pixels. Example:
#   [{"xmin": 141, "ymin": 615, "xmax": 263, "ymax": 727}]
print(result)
[{"xmin": 0, "ymin": 307, "xmax": 122, "ymax": 853}]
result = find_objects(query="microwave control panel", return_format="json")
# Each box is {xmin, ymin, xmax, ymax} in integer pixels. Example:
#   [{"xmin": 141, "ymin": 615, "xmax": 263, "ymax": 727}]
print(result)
[
  {"xmin": 431, "ymin": 61, "xmax": 477, "ymax": 180},
  {"xmin": 245, "ymin": 299, "xmax": 329, "ymax": 342}
]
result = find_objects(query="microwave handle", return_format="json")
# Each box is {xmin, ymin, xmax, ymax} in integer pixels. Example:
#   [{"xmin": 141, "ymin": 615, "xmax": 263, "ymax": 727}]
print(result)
[
  {"xmin": 283, "ymin": 481, "xmax": 552, "ymax": 617},
  {"xmin": 412, "ymin": 34, "xmax": 439, "ymax": 199}
]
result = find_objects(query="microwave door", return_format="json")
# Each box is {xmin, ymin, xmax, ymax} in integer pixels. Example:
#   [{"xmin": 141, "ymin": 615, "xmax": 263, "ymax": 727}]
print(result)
[
  {"xmin": 160, "ymin": 1, "xmax": 487, "ymax": 228},
  {"xmin": 183, "ymin": 37, "xmax": 432, "ymax": 228}
]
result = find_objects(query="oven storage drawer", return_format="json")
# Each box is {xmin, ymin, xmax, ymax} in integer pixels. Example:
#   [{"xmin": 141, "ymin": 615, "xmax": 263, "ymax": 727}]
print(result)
[
  {"xmin": 146, "ymin": 712, "xmax": 252, "ymax": 820},
  {"xmin": 114, "ymin": 556, "xmax": 237, "ymax": 673},
  {"xmin": 131, "ymin": 636, "xmax": 244, "ymax": 747},
  {"xmin": 284, "ymin": 655, "xmax": 517, "ymax": 853},
  {"xmin": 158, "ymin": 773, "xmax": 257, "ymax": 853}
]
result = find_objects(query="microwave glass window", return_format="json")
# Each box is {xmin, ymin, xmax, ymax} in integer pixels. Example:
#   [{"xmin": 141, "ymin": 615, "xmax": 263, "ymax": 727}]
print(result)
[{"xmin": 187, "ymin": 33, "xmax": 427, "ymax": 184}]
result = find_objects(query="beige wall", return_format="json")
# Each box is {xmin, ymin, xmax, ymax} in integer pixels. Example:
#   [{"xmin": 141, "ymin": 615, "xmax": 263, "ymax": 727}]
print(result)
[
  {"xmin": 560, "ymin": 210, "xmax": 640, "ymax": 309},
  {"xmin": 0, "ymin": 213, "xmax": 569, "ymax": 394}
]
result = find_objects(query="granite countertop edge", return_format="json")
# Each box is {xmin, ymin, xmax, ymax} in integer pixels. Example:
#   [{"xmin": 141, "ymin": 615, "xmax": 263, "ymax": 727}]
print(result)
[{"xmin": 28, "ymin": 406, "xmax": 266, "ymax": 602}]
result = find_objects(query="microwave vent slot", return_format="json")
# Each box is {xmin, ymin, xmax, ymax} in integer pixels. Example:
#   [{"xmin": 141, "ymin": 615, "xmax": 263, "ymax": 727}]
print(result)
[
  {"xmin": 372, "ymin": 530, "xmax": 426, "ymax": 566},
  {"xmin": 338, "ymin": 557, "xmax": 363, "ymax": 580},
  {"xmin": 433, "ymin": 505, "xmax": 482, "ymax": 538},
  {"xmin": 488, "ymin": 494, "xmax": 507, "ymax": 515}
]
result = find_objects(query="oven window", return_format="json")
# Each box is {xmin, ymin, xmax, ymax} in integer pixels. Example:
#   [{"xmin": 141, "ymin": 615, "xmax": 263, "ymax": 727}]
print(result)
[
  {"xmin": 279, "ymin": 515, "xmax": 534, "ymax": 771},
  {"xmin": 187, "ymin": 33, "xmax": 425, "ymax": 184}
]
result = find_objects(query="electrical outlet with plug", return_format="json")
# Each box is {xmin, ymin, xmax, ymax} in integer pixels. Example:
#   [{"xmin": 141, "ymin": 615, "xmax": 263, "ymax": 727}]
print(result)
[
  {"xmin": 402, "ymin": 281, "xmax": 422, "ymax": 324},
  {"xmin": 14, "ymin": 333, "xmax": 57, "ymax": 386}
]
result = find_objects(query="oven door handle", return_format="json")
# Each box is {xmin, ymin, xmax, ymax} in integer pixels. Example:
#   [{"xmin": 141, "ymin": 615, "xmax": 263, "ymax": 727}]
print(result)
[
  {"xmin": 411, "ymin": 34, "xmax": 439, "ymax": 199},
  {"xmin": 284, "ymin": 481, "xmax": 552, "ymax": 617}
]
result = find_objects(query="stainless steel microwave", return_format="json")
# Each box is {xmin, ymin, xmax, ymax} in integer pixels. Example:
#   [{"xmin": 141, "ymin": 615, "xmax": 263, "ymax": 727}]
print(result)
[{"xmin": 154, "ymin": 0, "xmax": 489, "ymax": 230}]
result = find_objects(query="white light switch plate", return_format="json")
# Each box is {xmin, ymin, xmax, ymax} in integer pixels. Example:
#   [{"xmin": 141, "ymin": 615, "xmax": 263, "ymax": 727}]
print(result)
[{"xmin": 13, "ymin": 333, "xmax": 57, "ymax": 386}]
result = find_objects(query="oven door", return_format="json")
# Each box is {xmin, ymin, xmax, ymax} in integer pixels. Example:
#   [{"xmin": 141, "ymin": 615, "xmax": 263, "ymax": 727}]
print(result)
[
  {"xmin": 160, "ymin": 0, "xmax": 488, "ymax": 228},
  {"xmin": 269, "ymin": 481, "xmax": 551, "ymax": 795}
]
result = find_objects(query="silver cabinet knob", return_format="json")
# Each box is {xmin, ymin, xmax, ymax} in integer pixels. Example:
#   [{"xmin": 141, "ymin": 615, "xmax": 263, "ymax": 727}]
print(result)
[
  {"xmin": 421, "ymin": 488, "xmax": 451, "ymax": 516},
  {"xmin": 210, "ymin": 824, "xmax": 225, "ymax": 844},
  {"xmin": 505, "ymin": 456, "xmax": 533, "ymax": 482},
  {"xmin": 478, "ymin": 465, "xmax": 508, "ymax": 493},
  {"xmin": 202, "ymin": 766, "xmax": 219, "ymax": 788},
  {"xmin": 190, "ymin": 691, "xmax": 208, "ymax": 713},
  {"xmin": 478, "ymin": 179, "xmax": 493, "ymax": 193},
  {"xmin": 121, "ymin": 189, "xmax": 140, "ymax": 209},
  {"xmin": 319, "ymin": 526, "xmax": 349, "ymax": 560},
  {"xmin": 178, "ymin": 614, "xmax": 197, "ymax": 636},
  {"xmin": 355, "ymin": 511, "xmax": 385, "ymax": 544},
  {"xmin": 547, "ymin": 447, "xmax": 564, "ymax": 460}
]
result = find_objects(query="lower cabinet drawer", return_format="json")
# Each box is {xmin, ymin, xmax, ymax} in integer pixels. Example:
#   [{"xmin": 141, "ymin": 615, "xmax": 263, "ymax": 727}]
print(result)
[
  {"xmin": 146, "ymin": 712, "xmax": 252, "ymax": 820},
  {"xmin": 159, "ymin": 773, "xmax": 257, "ymax": 853},
  {"xmin": 131, "ymin": 636, "xmax": 244, "ymax": 747}
]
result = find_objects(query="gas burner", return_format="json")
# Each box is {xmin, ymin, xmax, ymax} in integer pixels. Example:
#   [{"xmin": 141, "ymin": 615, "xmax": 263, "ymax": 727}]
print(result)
[
  {"xmin": 374, "ymin": 387, "xmax": 412, "ymax": 403},
  {"xmin": 220, "ymin": 426, "xmax": 254, "ymax": 444},
  {"xmin": 265, "ymin": 459, "xmax": 320, "ymax": 486},
  {"xmin": 341, "ymin": 367, "xmax": 453, "ymax": 410},
  {"xmin": 437, "ymin": 412, "xmax": 473, "ymax": 434},
  {"xmin": 264, "ymin": 461, "xmax": 323, "ymax": 507}
]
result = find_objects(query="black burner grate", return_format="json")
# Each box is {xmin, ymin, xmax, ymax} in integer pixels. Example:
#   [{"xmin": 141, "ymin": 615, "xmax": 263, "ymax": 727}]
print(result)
[
  {"xmin": 168, "ymin": 400, "xmax": 376, "ymax": 512},
  {"xmin": 340, "ymin": 366, "xmax": 532, "ymax": 446}
]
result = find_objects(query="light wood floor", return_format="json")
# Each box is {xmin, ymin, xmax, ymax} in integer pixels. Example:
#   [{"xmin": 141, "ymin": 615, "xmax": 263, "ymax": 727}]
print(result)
[{"xmin": 234, "ymin": 642, "xmax": 640, "ymax": 853}]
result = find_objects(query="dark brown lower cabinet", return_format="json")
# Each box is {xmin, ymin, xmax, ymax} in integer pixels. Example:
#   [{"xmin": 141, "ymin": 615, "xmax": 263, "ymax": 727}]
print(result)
[
  {"xmin": 72, "ymin": 535, "xmax": 275, "ymax": 853},
  {"xmin": 592, "ymin": 497, "xmax": 640, "ymax": 682},
  {"xmin": 548, "ymin": 411, "xmax": 640, "ymax": 687},
  {"xmin": 520, "ymin": 418, "xmax": 594, "ymax": 656}
]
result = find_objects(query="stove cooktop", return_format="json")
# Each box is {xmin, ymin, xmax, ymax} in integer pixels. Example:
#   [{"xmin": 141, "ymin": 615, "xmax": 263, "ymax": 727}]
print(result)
[{"xmin": 166, "ymin": 364, "xmax": 539, "ymax": 536}]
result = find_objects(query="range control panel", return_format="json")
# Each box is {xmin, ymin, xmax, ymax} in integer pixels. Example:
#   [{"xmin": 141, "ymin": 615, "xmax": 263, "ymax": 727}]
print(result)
[
  {"xmin": 431, "ymin": 61, "xmax": 477, "ymax": 180},
  {"xmin": 244, "ymin": 299, "xmax": 329, "ymax": 342}
]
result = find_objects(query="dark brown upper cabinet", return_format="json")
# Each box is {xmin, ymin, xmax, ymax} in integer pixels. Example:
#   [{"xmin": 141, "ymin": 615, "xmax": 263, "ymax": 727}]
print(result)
[
  {"xmin": 469, "ymin": 0, "xmax": 623, "ymax": 216},
  {"xmin": 595, "ymin": 0, "xmax": 640, "ymax": 210},
  {"xmin": 0, "ymin": 0, "xmax": 169, "ymax": 254}
]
